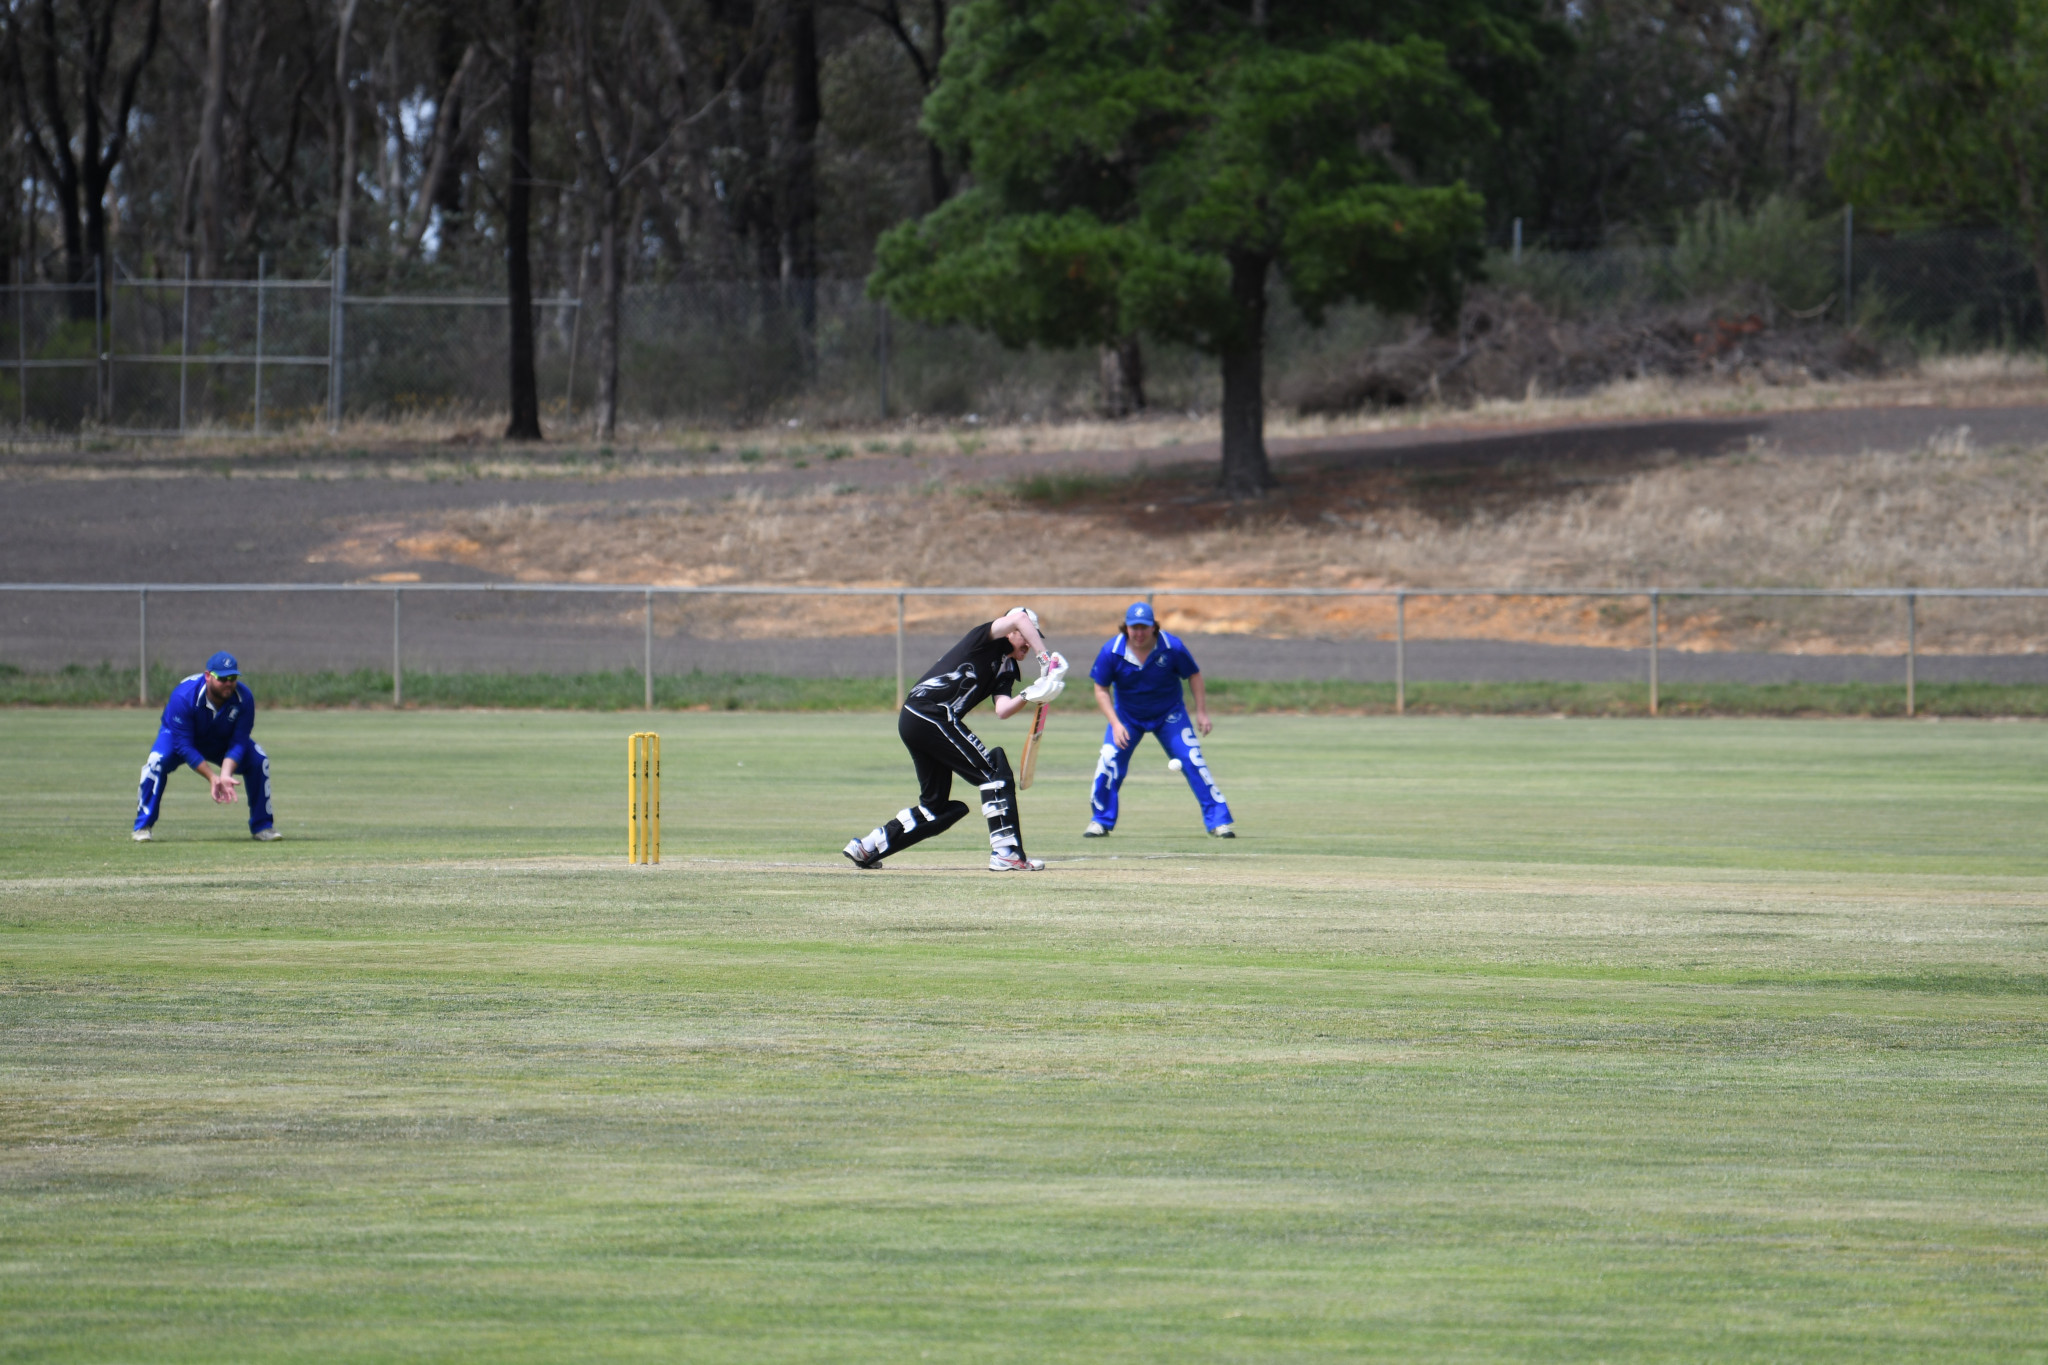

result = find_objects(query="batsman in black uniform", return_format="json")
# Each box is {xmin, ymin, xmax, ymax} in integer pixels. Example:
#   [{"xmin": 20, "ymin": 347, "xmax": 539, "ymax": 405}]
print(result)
[{"xmin": 844, "ymin": 606, "xmax": 1068, "ymax": 872}]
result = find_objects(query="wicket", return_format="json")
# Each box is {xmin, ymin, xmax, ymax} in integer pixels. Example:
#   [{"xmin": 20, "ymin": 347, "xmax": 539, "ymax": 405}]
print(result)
[{"xmin": 628, "ymin": 731, "xmax": 661, "ymax": 863}]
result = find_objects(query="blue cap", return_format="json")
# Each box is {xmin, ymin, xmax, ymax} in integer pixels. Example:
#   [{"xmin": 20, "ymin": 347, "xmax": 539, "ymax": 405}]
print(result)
[
  {"xmin": 1124, "ymin": 601, "xmax": 1155, "ymax": 626},
  {"xmin": 205, "ymin": 651, "xmax": 241, "ymax": 678}
]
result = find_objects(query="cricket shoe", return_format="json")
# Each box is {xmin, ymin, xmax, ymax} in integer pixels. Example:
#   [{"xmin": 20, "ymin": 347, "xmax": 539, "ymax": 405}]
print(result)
[
  {"xmin": 842, "ymin": 839, "xmax": 884, "ymax": 870},
  {"xmin": 253, "ymin": 827, "xmax": 283, "ymax": 842},
  {"xmin": 131, "ymin": 829, "xmax": 152, "ymax": 842},
  {"xmin": 988, "ymin": 851, "xmax": 1045, "ymax": 871},
  {"xmin": 1082, "ymin": 821, "xmax": 1110, "ymax": 838},
  {"xmin": 1208, "ymin": 824, "xmax": 1236, "ymax": 838}
]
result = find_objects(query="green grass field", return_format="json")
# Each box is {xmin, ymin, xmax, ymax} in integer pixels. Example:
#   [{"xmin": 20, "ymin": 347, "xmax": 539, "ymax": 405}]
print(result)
[{"xmin": 3, "ymin": 709, "xmax": 2045, "ymax": 1361}]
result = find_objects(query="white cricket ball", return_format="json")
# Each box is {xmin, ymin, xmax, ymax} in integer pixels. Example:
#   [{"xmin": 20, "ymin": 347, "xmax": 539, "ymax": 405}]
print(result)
[{"xmin": 1167, "ymin": 758, "xmax": 1183, "ymax": 772}]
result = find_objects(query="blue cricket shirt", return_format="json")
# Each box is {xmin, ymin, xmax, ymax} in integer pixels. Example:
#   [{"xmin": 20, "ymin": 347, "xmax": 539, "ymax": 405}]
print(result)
[
  {"xmin": 1088, "ymin": 630, "xmax": 1201, "ymax": 725},
  {"xmin": 156, "ymin": 673, "xmax": 258, "ymax": 771}
]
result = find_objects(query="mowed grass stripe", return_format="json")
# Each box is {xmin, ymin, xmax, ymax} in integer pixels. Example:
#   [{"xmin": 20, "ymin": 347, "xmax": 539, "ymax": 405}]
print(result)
[
  {"xmin": 1, "ymin": 711, "xmax": 2045, "ymax": 1360},
  {"xmin": 6, "ymin": 933, "xmax": 2048, "ymax": 1001},
  {"xmin": 11, "ymin": 710, "xmax": 2048, "ymax": 875}
]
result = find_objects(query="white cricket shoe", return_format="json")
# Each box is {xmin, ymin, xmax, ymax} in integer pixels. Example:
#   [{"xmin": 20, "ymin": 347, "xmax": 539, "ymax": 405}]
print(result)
[
  {"xmin": 252, "ymin": 827, "xmax": 283, "ymax": 842},
  {"xmin": 989, "ymin": 852, "xmax": 1045, "ymax": 871},
  {"xmin": 131, "ymin": 829, "xmax": 152, "ymax": 842},
  {"xmin": 1082, "ymin": 821, "xmax": 1109, "ymax": 838},
  {"xmin": 842, "ymin": 839, "xmax": 883, "ymax": 870},
  {"xmin": 1208, "ymin": 823, "xmax": 1236, "ymax": 838}
]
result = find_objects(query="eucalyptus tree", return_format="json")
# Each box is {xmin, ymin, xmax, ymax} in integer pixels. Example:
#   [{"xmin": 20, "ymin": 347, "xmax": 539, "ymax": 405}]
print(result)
[
  {"xmin": 1782, "ymin": 0, "xmax": 2048, "ymax": 323},
  {"xmin": 5, "ymin": 0, "xmax": 165, "ymax": 310}
]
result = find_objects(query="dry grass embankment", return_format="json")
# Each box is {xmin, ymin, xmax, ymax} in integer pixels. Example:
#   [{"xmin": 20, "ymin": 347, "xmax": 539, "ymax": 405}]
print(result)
[{"xmin": 306, "ymin": 418, "xmax": 2048, "ymax": 655}]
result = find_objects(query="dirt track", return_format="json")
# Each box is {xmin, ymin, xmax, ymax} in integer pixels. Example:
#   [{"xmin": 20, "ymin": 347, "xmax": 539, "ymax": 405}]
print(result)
[{"xmin": 6, "ymin": 402, "xmax": 2046, "ymax": 681}]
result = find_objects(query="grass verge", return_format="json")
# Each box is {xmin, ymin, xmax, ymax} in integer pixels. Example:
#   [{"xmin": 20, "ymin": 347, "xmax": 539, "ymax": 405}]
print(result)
[
  {"xmin": 1209, "ymin": 677, "xmax": 2048, "ymax": 717},
  {"xmin": 8, "ymin": 663, "xmax": 2048, "ymax": 717},
  {"xmin": 0, "ymin": 663, "xmax": 895, "ymax": 711}
]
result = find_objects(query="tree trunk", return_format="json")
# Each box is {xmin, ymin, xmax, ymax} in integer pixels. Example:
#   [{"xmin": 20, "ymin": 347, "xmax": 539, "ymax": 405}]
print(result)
[
  {"xmin": 781, "ymin": 0, "xmax": 819, "ymax": 334},
  {"xmin": 430, "ymin": 8, "xmax": 469, "ymax": 247},
  {"xmin": 375, "ymin": 27, "xmax": 404, "ymax": 234},
  {"xmin": 22, "ymin": 0, "xmax": 88, "ymax": 310},
  {"xmin": 1098, "ymin": 333, "xmax": 1145, "ymax": 417},
  {"xmin": 52, "ymin": 165, "xmax": 86, "ymax": 317},
  {"xmin": 333, "ymin": 0, "xmax": 360, "ymax": 249},
  {"xmin": 504, "ymin": 0, "xmax": 541, "ymax": 441},
  {"xmin": 593, "ymin": 187, "xmax": 621, "ymax": 437},
  {"xmin": 1217, "ymin": 250, "xmax": 1272, "ymax": 497},
  {"xmin": 2025, "ymin": 237, "xmax": 2048, "ymax": 349},
  {"xmin": 2004, "ymin": 135, "xmax": 2048, "ymax": 356},
  {"xmin": 197, "ymin": 0, "xmax": 228, "ymax": 277},
  {"xmin": 925, "ymin": 0, "xmax": 949, "ymax": 207},
  {"xmin": 79, "ymin": 55, "xmax": 108, "ymax": 321},
  {"xmin": 733, "ymin": 30, "xmax": 779, "ymax": 288},
  {"xmin": 401, "ymin": 42, "xmax": 478, "ymax": 258},
  {"xmin": 18, "ymin": 0, "xmax": 161, "ymax": 317}
]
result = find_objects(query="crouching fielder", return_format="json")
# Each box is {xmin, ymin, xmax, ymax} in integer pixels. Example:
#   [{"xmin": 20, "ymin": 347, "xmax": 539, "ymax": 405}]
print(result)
[
  {"xmin": 132, "ymin": 650, "xmax": 279, "ymax": 842},
  {"xmin": 1084, "ymin": 602, "xmax": 1234, "ymax": 837},
  {"xmin": 844, "ymin": 607, "xmax": 1067, "ymax": 872}
]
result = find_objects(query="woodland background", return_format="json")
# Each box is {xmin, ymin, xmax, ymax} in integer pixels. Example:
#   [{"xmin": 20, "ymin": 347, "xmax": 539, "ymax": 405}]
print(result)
[{"xmin": 1, "ymin": 0, "xmax": 2034, "ymax": 432}]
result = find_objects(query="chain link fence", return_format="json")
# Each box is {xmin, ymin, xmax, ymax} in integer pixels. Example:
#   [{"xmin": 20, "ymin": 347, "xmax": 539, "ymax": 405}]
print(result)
[
  {"xmin": 1491, "ymin": 220, "xmax": 2043, "ymax": 345},
  {"xmin": 1, "ymin": 228, "xmax": 2040, "ymax": 436},
  {"xmin": 7, "ymin": 583, "xmax": 2048, "ymax": 715}
]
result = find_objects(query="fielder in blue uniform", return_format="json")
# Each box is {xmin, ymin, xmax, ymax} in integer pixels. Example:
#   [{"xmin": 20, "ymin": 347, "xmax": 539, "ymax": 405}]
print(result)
[
  {"xmin": 132, "ymin": 651, "xmax": 279, "ymax": 842},
  {"xmin": 1085, "ymin": 602, "xmax": 1234, "ymax": 838}
]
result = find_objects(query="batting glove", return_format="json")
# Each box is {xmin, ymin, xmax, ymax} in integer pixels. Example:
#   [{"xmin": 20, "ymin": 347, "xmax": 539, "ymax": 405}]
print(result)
[{"xmin": 1022, "ymin": 674, "xmax": 1066, "ymax": 704}]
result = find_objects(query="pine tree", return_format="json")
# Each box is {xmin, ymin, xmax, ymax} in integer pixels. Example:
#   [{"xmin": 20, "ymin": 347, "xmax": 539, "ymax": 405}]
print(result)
[{"xmin": 872, "ymin": 0, "xmax": 1539, "ymax": 493}]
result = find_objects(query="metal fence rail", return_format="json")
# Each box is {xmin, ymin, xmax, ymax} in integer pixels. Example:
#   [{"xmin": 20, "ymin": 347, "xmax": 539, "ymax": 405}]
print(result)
[{"xmin": 7, "ymin": 581, "xmax": 2043, "ymax": 717}]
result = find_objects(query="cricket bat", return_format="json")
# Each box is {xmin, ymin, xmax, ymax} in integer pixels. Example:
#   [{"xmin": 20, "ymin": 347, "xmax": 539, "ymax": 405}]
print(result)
[{"xmin": 1017, "ymin": 702, "xmax": 1050, "ymax": 789}]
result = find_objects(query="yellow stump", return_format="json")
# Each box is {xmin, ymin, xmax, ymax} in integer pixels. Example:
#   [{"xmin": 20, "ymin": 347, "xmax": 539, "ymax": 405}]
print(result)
[{"xmin": 628, "ymin": 731, "xmax": 661, "ymax": 863}]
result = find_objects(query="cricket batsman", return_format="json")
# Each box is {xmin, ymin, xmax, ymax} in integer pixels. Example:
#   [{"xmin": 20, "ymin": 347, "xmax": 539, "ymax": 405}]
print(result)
[
  {"xmin": 1083, "ymin": 601, "xmax": 1234, "ymax": 838},
  {"xmin": 132, "ymin": 651, "xmax": 280, "ymax": 842},
  {"xmin": 843, "ymin": 607, "xmax": 1067, "ymax": 871}
]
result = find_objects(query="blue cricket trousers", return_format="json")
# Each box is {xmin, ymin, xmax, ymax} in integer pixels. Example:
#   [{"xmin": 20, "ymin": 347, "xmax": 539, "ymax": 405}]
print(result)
[
  {"xmin": 1088, "ymin": 703, "xmax": 1232, "ymax": 832},
  {"xmin": 134, "ymin": 731, "xmax": 274, "ymax": 834}
]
